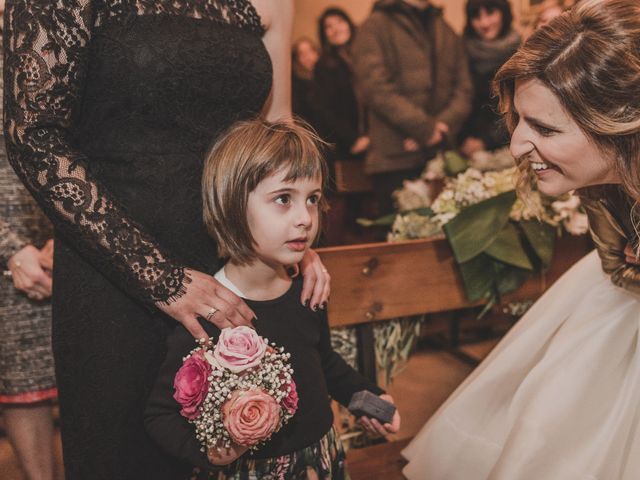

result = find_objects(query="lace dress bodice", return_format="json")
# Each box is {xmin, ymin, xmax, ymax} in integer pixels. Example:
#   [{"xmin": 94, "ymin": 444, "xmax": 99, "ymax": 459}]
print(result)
[{"xmin": 3, "ymin": 0, "xmax": 272, "ymax": 305}]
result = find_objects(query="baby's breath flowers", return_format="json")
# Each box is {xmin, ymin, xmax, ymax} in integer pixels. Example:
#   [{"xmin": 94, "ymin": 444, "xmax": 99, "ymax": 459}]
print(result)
[{"xmin": 173, "ymin": 327, "xmax": 297, "ymax": 456}]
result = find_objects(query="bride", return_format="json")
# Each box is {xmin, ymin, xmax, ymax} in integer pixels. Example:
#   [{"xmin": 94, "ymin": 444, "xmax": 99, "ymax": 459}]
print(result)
[{"xmin": 402, "ymin": 1, "xmax": 640, "ymax": 479}]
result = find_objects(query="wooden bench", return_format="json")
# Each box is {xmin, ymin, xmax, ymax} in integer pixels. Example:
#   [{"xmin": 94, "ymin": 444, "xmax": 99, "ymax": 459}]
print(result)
[{"xmin": 317, "ymin": 234, "xmax": 592, "ymax": 479}]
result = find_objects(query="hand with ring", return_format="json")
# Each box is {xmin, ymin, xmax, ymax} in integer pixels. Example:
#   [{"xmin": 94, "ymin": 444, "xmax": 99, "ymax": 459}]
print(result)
[
  {"xmin": 8, "ymin": 244, "xmax": 53, "ymax": 301},
  {"xmin": 156, "ymin": 268, "xmax": 256, "ymax": 341}
]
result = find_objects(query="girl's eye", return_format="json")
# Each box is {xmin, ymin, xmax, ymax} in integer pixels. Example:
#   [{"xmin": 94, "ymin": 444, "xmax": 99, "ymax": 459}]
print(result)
[
  {"xmin": 275, "ymin": 194, "xmax": 290, "ymax": 205},
  {"xmin": 307, "ymin": 194, "xmax": 321, "ymax": 205}
]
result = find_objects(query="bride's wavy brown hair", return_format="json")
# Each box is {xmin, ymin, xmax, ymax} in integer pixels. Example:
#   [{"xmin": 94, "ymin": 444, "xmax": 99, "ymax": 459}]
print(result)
[{"xmin": 494, "ymin": 0, "xmax": 640, "ymax": 201}]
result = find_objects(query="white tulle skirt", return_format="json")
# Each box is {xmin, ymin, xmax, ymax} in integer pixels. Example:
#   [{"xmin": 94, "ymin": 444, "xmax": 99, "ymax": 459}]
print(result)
[{"xmin": 402, "ymin": 250, "xmax": 640, "ymax": 480}]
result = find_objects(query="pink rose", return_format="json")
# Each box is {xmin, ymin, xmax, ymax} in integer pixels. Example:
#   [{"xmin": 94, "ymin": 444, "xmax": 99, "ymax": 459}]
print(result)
[
  {"xmin": 173, "ymin": 351, "xmax": 211, "ymax": 420},
  {"xmin": 222, "ymin": 388, "xmax": 282, "ymax": 446},
  {"xmin": 213, "ymin": 326, "xmax": 267, "ymax": 373},
  {"xmin": 282, "ymin": 380, "xmax": 299, "ymax": 415}
]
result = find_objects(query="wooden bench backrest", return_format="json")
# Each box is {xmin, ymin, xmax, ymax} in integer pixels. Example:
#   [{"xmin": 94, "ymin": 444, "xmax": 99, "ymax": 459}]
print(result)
[{"xmin": 317, "ymin": 236, "xmax": 592, "ymax": 328}]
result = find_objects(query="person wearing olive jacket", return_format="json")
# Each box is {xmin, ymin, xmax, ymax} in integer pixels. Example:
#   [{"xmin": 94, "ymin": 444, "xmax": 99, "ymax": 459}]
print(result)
[{"xmin": 352, "ymin": 0, "xmax": 473, "ymax": 215}]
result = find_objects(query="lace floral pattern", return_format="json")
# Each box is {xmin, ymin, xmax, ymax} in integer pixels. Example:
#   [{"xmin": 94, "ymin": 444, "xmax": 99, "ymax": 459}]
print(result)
[{"xmin": 3, "ymin": 1, "xmax": 264, "ymax": 305}]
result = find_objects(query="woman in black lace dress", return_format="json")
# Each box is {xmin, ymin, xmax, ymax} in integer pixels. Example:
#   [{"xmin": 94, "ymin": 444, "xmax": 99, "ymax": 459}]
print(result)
[{"xmin": 3, "ymin": 1, "xmax": 330, "ymax": 479}]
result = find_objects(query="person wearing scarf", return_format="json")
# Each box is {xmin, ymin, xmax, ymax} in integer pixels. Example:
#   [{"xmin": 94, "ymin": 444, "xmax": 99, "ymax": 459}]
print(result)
[{"xmin": 460, "ymin": 0, "xmax": 521, "ymax": 157}]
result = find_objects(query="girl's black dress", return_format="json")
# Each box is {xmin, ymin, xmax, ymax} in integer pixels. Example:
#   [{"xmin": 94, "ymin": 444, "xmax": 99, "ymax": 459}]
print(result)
[{"xmin": 3, "ymin": 2, "xmax": 271, "ymax": 478}]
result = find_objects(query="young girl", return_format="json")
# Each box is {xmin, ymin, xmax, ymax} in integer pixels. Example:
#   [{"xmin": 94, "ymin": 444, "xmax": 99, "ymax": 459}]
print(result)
[{"xmin": 145, "ymin": 119, "xmax": 400, "ymax": 479}]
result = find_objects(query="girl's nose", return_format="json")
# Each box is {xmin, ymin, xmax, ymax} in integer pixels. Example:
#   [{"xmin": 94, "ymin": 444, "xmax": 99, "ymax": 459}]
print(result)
[{"xmin": 295, "ymin": 205, "xmax": 313, "ymax": 229}]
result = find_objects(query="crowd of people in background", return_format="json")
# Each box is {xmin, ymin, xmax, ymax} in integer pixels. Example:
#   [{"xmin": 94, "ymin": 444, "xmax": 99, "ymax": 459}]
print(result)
[{"xmin": 293, "ymin": 0, "xmax": 575, "ymax": 244}]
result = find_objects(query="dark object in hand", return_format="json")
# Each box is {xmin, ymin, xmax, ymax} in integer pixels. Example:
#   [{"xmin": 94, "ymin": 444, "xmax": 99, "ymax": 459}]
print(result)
[{"xmin": 348, "ymin": 390, "xmax": 396, "ymax": 425}]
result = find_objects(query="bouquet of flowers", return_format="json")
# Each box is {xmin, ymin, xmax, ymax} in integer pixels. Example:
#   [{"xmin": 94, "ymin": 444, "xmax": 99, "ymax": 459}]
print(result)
[
  {"xmin": 173, "ymin": 326, "xmax": 298, "ymax": 464},
  {"xmin": 361, "ymin": 149, "xmax": 588, "ymax": 309}
]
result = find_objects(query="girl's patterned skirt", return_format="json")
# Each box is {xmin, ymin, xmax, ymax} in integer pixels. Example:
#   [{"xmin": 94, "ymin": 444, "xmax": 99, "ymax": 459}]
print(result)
[{"xmin": 189, "ymin": 427, "xmax": 348, "ymax": 480}]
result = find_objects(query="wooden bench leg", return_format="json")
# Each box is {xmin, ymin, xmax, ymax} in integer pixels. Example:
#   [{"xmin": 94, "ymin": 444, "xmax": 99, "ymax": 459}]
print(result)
[{"xmin": 356, "ymin": 323, "xmax": 377, "ymax": 384}]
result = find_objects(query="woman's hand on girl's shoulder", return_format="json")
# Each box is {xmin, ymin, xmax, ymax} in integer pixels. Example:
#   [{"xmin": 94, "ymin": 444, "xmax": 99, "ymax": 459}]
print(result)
[
  {"xmin": 299, "ymin": 249, "xmax": 330, "ymax": 311},
  {"xmin": 156, "ymin": 268, "xmax": 255, "ymax": 341}
]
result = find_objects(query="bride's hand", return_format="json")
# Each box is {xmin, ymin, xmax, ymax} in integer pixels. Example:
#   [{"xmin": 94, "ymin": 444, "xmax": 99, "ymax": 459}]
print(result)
[{"xmin": 156, "ymin": 269, "xmax": 255, "ymax": 340}]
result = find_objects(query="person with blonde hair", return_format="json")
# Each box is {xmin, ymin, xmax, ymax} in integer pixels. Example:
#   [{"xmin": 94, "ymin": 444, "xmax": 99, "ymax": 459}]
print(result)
[{"xmin": 403, "ymin": 1, "xmax": 640, "ymax": 478}]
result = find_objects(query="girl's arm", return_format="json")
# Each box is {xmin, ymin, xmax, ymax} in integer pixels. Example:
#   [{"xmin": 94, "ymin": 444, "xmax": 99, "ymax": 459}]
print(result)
[
  {"xmin": 317, "ymin": 310, "xmax": 384, "ymax": 406},
  {"xmin": 144, "ymin": 323, "xmax": 216, "ymax": 470}
]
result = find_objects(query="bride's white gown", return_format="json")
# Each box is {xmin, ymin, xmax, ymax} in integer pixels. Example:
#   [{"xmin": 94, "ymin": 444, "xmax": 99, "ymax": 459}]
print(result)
[{"xmin": 402, "ymin": 250, "xmax": 640, "ymax": 480}]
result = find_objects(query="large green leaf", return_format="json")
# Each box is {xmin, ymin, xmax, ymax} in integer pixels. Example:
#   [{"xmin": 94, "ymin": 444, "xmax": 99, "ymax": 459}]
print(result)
[
  {"xmin": 519, "ymin": 220, "xmax": 556, "ymax": 268},
  {"xmin": 493, "ymin": 262, "xmax": 532, "ymax": 295},
  {"xmin": 444, "ymin": 150, "xmax": 469, "ymax": 176},
  {"xmin": 457, "ymin": 254, "xmax": 497, "ymax": 302},
  {"xmin": 444, "ymin": 190, "xmax": 517, "ymax": 262},
  {"xmin": 485, "ymin": 222, "xmax": 534, "ymax": 270}
]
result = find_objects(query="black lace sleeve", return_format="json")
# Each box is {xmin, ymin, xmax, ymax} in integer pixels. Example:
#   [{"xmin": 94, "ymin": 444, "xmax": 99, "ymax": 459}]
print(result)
[{"xmin": 3, "ymin": 1, "xmax": 189, "ymax": 306}]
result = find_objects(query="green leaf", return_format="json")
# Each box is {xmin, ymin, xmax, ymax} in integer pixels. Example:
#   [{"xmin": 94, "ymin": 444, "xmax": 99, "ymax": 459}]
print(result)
[
  {"xmin": 485, "ymin": 222, "xmax": 534, "ymax": 270},
  {"xmin": 357, "ymin": 207, "xmax": 433, "ymax": 228},
  {"xmin": 457, "ymin": 254, "xmax": 497, "ymax": 302},
  {"xmin": 357, "ymin": 214, "xmax": 397, "ymax": 227},
  {"xmin": 405, "ymin": 207, "xmax": 434, "ymax": 217},
  {"xmin": 519, "ymin": 220, "xmax": 556, "ymax": 268},
  {"xmin": 444, "ymin": 190, "xmax": 517, "ymax": 262},
  {"xmin": 494, "ymin": 263, "xmax": 531, "ymax": 295},
  {"xmin": 444, "ymin": 150, "xmax": 469, "ymax": 176}
]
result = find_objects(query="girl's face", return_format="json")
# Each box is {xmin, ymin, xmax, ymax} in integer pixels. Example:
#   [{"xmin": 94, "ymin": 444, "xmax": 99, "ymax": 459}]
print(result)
[
  {"xmin": 296, "ymin": 41, "xmax": 319, "ymax": 72},
  {"xmin": 471, "ymin": 7, "xmax": 504, "ymax": 41},
  {"xmin": 323, "ymin": 15, "xmax": 351, "ymax": 47},
  {"xmin": 510, "ymin": 78, "xmax": 619, "ymax": 197},
  {"xmin": 247, "ymin": 169, "xmax": 322, "ymax": 268}
]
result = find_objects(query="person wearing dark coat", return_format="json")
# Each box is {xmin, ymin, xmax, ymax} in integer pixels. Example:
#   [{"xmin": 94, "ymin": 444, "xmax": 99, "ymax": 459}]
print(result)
[
  {"xmin": 353, "ymin": 0, "xmax": 473, "ymax": 215},
  {"xmin": 311, "ymin": 8, "xmax": 372, "ymax": 245},
  {"xmin": 291, "ymin": 37, "xmax": 320, "ymax": 124}
]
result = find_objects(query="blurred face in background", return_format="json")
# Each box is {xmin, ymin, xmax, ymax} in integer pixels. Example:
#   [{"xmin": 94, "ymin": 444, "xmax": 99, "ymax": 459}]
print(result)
[
  {"xmin": 537, "ymin": 5, "xmax": 563, "ymax": 28},
  {"xmin": 296, "ymin": 40, "xmax": 319, "ymax": 73},
  {"xmin": 323, "ymin": 15, "xmax": 351, "ymax": 47},
  {"xmin": 471, "ymin": 7, "xmax": 504, "ymax": 41}
]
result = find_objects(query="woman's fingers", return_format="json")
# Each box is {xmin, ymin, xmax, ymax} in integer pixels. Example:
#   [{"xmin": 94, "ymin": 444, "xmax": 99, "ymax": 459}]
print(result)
[
  {"xmin": 197, "ymin": 302, "xmax": 234, "ymax": 330},
  {"xmin": 213, "ymin": 284, "xmax": 256, "ymax": 326},
  {"xmin": 180, "ymin": 315, "xmax": 210, "ymax": 342},
  {"xmin": 300, "ymin": 249, "xmax": 330, "ymax": 310},
  {"xmin": 157, "ymin": 269, "xmax": 257, "ymax": 339}
]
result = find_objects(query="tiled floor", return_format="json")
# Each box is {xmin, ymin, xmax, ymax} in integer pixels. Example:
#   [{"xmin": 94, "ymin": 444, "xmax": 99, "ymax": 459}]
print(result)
[{"xmin": 0, "ymin": 338, "xmax": 499, "ymax": 480}]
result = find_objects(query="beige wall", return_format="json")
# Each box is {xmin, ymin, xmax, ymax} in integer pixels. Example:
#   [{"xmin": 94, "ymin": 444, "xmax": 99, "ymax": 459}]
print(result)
[{"xmin": 292, "ymin": 0, "xmax": 528, "ymax": 44}]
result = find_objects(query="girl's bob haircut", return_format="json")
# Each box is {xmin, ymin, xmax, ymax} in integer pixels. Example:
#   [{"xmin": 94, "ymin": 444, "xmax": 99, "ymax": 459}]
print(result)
[{"xmin": 202, "ymin": 118, "xmax": 328, "ymax": 264}]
